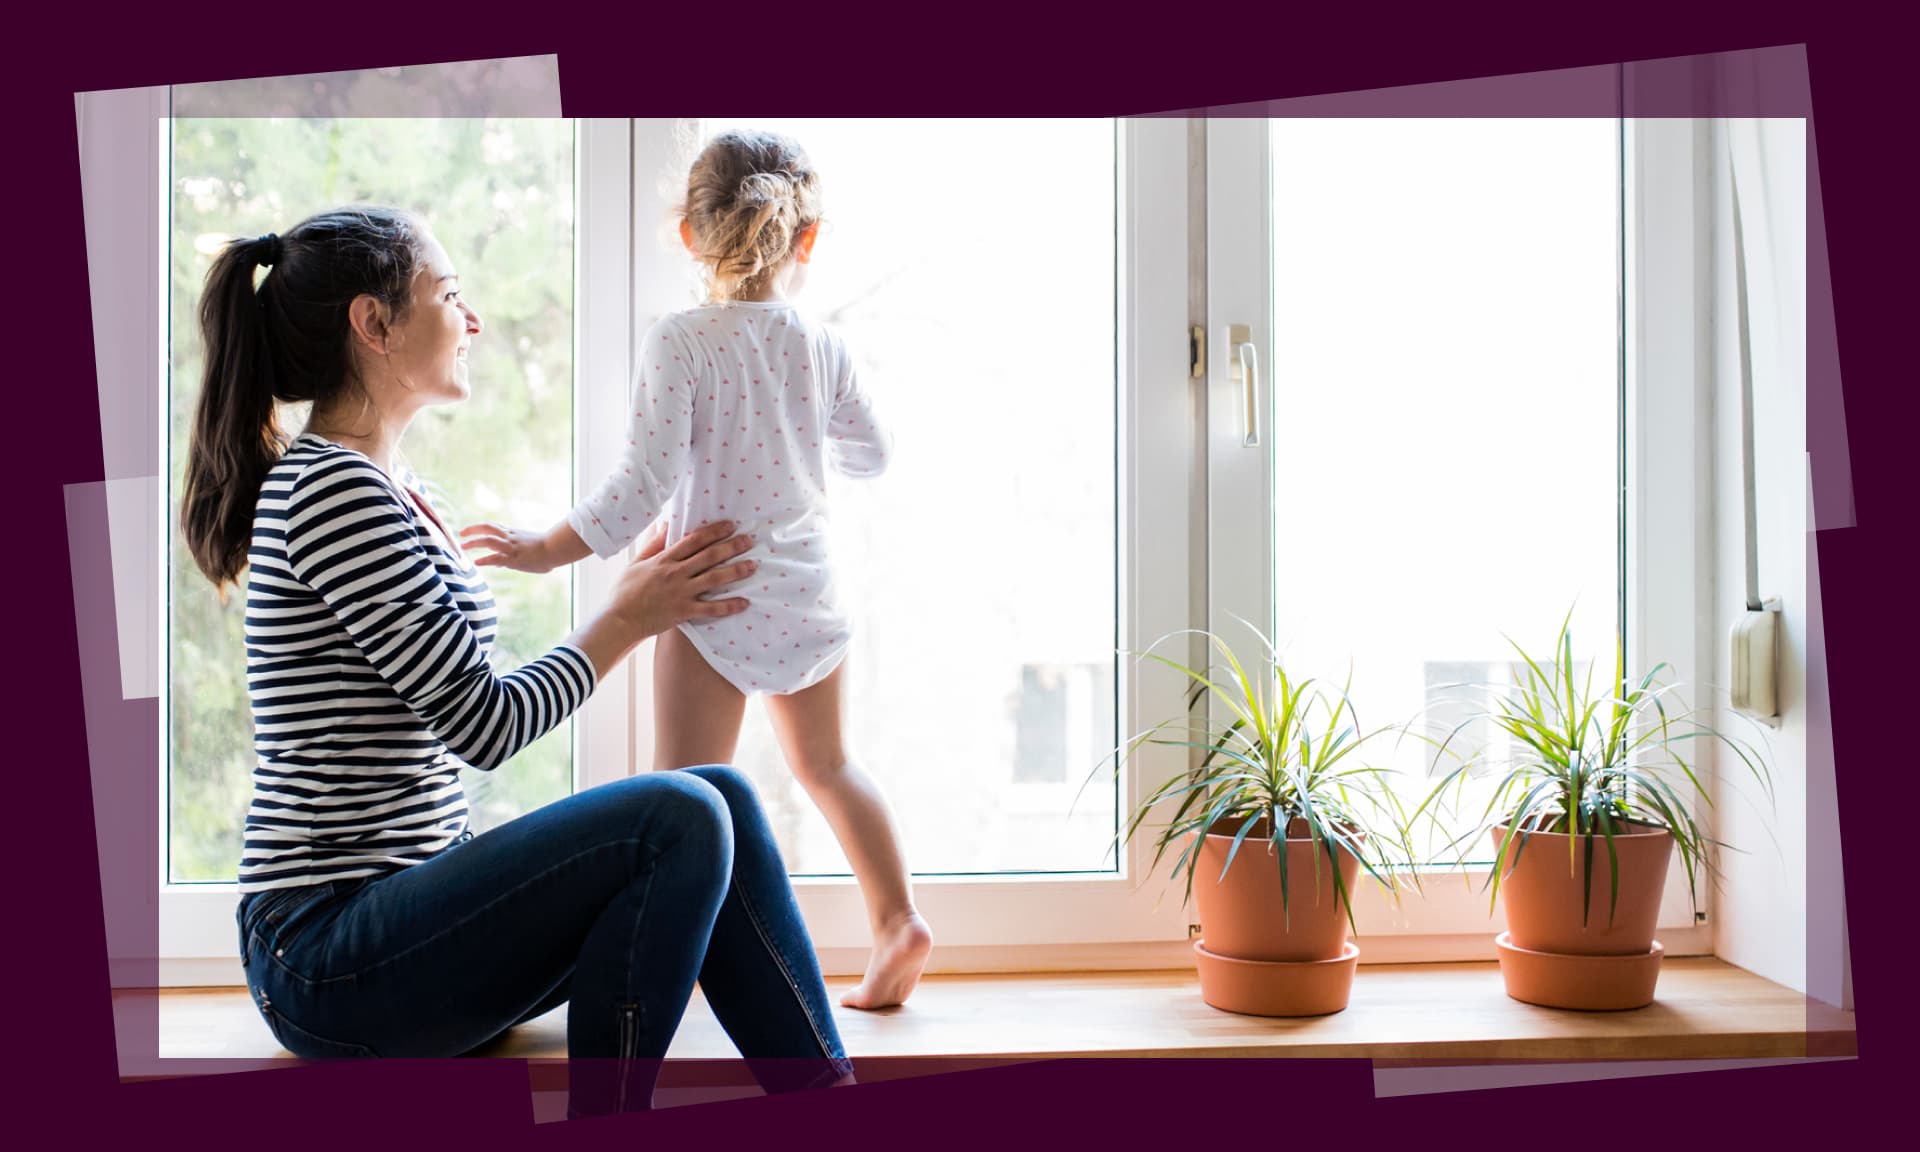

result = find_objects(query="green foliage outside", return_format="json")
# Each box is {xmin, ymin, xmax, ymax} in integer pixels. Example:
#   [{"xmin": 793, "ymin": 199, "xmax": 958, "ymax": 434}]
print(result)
[{"xmin": 167, "ymin": 118, "xmax": 576, "ymax": 882}]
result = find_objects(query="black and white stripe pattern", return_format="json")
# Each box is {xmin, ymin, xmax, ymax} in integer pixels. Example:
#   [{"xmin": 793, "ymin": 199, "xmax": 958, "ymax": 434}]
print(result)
[{"xmin": 238, "ymin": 434, "xmax": 594, "ymax": 892}]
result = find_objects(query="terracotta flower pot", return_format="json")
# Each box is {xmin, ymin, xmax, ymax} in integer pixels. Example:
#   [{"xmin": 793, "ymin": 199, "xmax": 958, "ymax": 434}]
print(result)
[
  {"xmin": 1194, "ymin": 816, "xmax": 1362, "ymax": 963},
  {"xmin": 1491, "ymin": 822, "xmax": 1673, "ymax": 956}
]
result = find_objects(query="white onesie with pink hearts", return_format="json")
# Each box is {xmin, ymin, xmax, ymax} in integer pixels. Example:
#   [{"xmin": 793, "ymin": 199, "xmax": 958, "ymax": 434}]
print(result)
[{"xmin": 568, "ymin": 299, "xmax": 890, "ymax": 696}]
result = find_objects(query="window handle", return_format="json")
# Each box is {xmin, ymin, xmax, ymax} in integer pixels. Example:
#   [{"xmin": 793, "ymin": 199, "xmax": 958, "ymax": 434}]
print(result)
[{"xmin": 1228, "ymin": 324, "xmax": 1260, "ymax": 447}]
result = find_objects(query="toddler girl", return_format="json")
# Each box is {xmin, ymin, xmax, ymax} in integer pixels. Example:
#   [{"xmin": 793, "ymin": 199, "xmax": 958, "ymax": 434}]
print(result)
[{"xmin": 462, "ymin": 129, "xmax": 931, "ymax": 1010}]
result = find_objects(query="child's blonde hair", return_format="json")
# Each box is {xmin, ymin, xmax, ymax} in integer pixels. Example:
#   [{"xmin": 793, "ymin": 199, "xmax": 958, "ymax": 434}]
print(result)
[{"xmin": 681, "ymin": 129, "xmax": 823, "ymax": 302}]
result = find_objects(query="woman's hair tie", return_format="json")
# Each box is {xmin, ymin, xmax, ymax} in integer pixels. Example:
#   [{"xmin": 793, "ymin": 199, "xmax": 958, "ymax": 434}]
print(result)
[{"xmin": 256, "ymin": 232, "xmax": 283, "ymax": 268}]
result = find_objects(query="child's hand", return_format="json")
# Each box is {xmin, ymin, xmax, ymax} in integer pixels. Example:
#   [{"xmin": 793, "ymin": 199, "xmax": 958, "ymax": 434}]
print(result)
[{"xmin": 459, "ymin": 523, "xmax": 556, "ymax": 573}]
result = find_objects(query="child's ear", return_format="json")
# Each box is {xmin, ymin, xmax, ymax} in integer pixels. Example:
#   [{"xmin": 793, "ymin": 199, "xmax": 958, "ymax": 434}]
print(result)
[
  {"xmin": 794, "ymin": 221, "xmax": 820, "ymax": 264},
  {"xmin": 679, "ymin": 218, "xmax": 698, "ymax": 255}
]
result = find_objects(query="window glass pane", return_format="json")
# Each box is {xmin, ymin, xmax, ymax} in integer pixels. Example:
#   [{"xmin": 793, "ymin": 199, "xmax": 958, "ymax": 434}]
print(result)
[
  {"xmin": 1266, "ymin": 118, "xmax": 1620, "ymax": 862},
  {"xmin": 693, "ymin": 118, "xmax": 1119, "ymax": 875},
  {"xmin": 166, "ymin": 117, "xmax": 576, "ymax": 882}
]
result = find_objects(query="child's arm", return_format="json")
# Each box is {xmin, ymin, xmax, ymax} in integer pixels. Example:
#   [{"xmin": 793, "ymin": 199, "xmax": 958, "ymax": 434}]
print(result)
[
  {"xmin": 461, "ymin": 319, "xmax": 696, "ymax": 569},
  {"xmin": 826, "ymin": 336, "xmax": 892, "ymax": 478}
]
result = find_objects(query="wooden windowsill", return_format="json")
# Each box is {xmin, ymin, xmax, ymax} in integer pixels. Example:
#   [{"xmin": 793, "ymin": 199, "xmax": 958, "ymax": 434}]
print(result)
[{"xmin": 126, "ymin": 957, "xmax": 1853, "ymax": 1075}]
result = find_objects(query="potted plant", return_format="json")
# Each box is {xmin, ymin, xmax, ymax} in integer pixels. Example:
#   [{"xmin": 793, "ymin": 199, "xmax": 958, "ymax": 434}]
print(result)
[
  {"xmin": 1098, "ymin": 629, "xmax": 1417, "ymax": 1017},
  {"xmin": 1417, "ymin": 614, "xmax": 1771, "ymax": 1010}
]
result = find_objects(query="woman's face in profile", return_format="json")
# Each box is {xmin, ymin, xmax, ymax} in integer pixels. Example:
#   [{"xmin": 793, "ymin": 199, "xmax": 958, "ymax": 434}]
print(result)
[{"xmin": 386, "ymin": 229, "xmax": 483, "ymax": 406}]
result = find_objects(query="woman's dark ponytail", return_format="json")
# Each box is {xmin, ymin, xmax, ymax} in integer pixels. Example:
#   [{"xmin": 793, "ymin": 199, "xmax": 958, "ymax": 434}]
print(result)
[
  {"xmin": 181, "ymin": 234, "xmax": 284, "ymax": 588},
  {"xmin": 180, "ymin": 208, "xmax": 425, "ymax": 590}
]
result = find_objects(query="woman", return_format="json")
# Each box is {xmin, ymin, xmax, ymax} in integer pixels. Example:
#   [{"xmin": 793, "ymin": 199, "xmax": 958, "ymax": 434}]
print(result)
[{"xmin": 180, "ymin": 205, "xmax": 852, "ymax": 1114}]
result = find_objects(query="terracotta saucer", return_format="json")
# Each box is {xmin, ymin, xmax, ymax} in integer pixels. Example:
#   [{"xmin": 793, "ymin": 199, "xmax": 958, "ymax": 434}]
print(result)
[
  {"xmin": 1193, "ymin": 939, "xmax": 1360, "ymax": 1017},
  {"xmin": 1495, "ymin": 931, "xmax": 1665, "ymax": 1011}
]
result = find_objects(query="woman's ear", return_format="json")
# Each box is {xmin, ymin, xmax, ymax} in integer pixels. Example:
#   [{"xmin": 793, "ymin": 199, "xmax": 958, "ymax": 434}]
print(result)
[
  {"xmin": 794, "ymin": 221, "xmax": 820, "ymax": 265},
  {"xmin": 347, "ymin": 294, "xmax": 392, "ymax": 355},
  {"xmin": 679, "ymin": 218, "xmax": 698, "ymax": 256}
]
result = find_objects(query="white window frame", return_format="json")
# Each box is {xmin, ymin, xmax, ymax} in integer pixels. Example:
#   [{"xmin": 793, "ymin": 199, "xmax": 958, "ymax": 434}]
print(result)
[
  {"xmin": 1202, "ymin": 116, "xmax": 1715, "ymax": 960},
  {"xmin": 156, "ymin": 93, "xmax": 239, "ymax": 985},
  {"xmin": 153, "ymin": 115, "xmax": 1720, "ymax": 982}
]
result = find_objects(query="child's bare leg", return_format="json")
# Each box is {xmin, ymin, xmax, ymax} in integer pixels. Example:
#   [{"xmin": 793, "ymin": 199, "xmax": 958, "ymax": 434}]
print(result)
[
  {"xmin": 652, "ymin": 627, "xmax": 748, "ymax": 771},
  {"xmin": 764, "ymin": 662, "xmax": 931, "ymax": 1010}
]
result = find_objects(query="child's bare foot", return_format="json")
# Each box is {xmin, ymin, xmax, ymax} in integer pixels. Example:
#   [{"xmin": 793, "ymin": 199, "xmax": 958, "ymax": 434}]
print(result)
[{"xmin": 839, "ymin": 912, "xmax": 932, "ymax": 1010}]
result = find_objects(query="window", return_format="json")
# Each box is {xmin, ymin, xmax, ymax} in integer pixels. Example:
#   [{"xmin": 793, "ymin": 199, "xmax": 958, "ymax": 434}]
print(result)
[
  {"xmin": 1207, "ymin": 118, "xmax": 1708, "ymax": 945},
  {"xmin": 153, "ymin": 114, "xmax": 1712, "ymax": 976},
  {"xmin": 612, "ymin": 119, "xmax": 1193, "ymax": 953},
  {"xmin": 1265, "ymin": 118, "xmax": 1619, "ymax": 865},
  {"xmin": 672, "ymin": 118, "xmax": 1121, "ymax": 877}
]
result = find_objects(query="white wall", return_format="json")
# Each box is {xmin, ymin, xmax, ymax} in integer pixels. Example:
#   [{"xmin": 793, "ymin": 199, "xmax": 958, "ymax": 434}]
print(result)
[{"xmin": 1707, "ymin": 117, "xmax": 1836, "ymax": 1004}]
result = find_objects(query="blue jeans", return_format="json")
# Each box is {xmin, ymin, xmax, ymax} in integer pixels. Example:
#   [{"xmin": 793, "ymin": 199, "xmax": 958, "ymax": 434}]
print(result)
[{"xmin": 236, "ymin": 766, "xmax": 851, "ymax": 1113}]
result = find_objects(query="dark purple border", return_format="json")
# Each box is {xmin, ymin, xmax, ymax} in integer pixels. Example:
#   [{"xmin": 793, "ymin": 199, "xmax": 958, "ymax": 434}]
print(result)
[{"xmin": 19, "ymin": 6, "xmax": 1906, "ymax": 1145}]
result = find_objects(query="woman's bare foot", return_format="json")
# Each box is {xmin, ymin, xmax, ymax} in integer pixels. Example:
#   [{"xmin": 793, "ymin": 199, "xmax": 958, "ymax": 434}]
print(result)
[{"xmin": 839, "ymin": 911, "xmax": 933, "ymax": 1010}]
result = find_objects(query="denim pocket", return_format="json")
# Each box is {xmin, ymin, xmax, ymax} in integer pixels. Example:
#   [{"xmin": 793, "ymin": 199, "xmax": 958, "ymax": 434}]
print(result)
[{"xmin": 246, "ymin": 882, "xmax": 343, "ymax": 961}]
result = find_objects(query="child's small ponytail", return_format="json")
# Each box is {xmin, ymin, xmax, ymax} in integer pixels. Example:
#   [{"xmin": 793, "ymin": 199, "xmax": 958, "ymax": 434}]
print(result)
[{"xmin": 682, "ymin": 131, "xmax": 822, "ymax": 302}]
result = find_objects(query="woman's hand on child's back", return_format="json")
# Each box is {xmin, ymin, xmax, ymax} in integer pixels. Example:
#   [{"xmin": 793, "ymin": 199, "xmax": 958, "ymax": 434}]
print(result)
[
  {"xmin": 562, "ymin": 519, "xmax": 755, "ymax": 679},
  {"xmin": 607, "ymin": 519, "xmax": 756, "ymax": 639}
]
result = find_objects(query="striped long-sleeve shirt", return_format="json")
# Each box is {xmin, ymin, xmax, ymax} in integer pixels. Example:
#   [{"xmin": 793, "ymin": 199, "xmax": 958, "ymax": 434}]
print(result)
[{"xmin": 237, "ymin": 433, "xmax": 595, "ymax": 892}]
